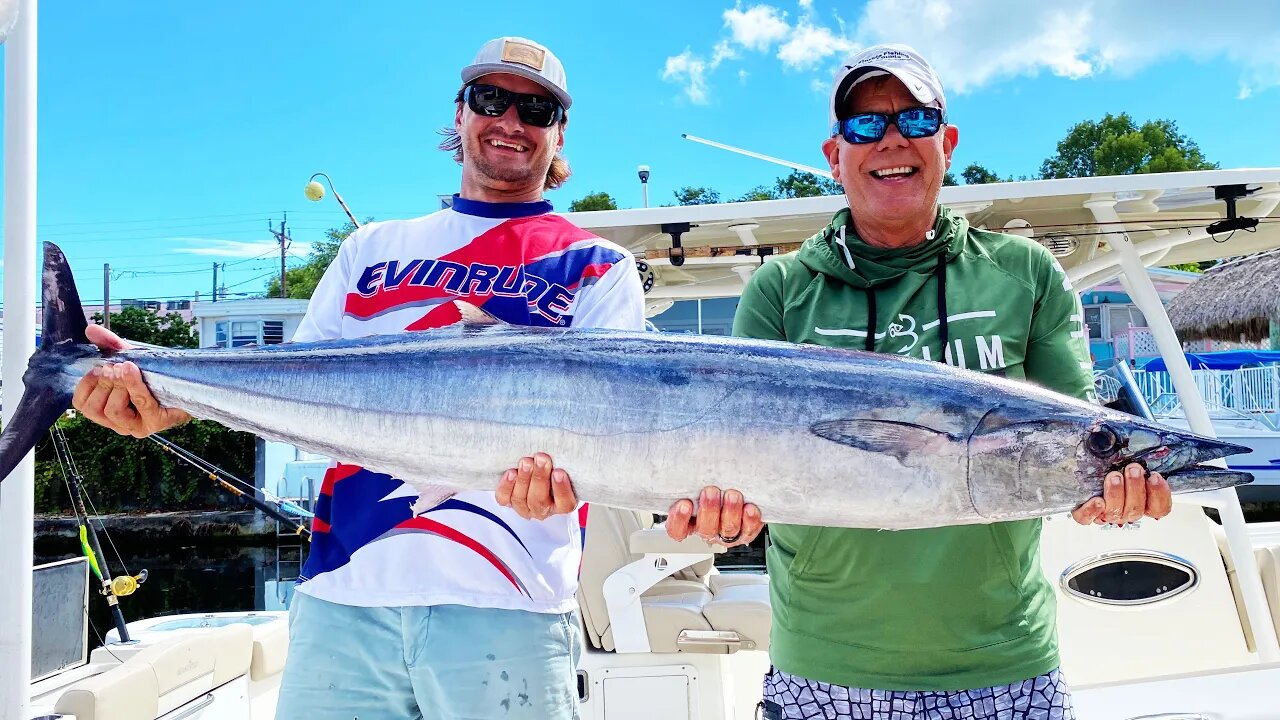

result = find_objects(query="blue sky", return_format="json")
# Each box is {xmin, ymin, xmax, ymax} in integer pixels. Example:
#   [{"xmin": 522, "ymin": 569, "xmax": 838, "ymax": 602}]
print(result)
[{"xmin": 3, "ymin": 0, "xmax": 1280, "ymax": 306}]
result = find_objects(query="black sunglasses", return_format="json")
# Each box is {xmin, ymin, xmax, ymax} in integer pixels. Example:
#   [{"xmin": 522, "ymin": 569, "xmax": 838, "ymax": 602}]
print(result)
[
  {"xmin": 832, "ymin": 106, "xmax": 946, "ymax": 144},
  {"xmin": 463, "ymin": 84, "xmax": 564, "ymax": 128}
]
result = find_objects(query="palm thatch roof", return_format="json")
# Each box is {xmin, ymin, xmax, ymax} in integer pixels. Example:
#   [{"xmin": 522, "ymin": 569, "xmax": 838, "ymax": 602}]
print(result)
[{"xmin": 1166, "ymin": 250, "xmax": 1280, "ymax": 342}]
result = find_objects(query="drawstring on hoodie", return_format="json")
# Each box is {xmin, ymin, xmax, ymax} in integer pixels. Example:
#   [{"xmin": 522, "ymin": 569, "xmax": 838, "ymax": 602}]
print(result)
[{"xmin": 935, "ymin": 248, "xmax": 949, "ymax": 360}]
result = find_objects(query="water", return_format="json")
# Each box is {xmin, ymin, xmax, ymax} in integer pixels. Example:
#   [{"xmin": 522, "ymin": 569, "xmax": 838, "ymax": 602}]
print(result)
[{"xmin": 35, "ymin": 542, "xmax": 305, "ymax": 649}]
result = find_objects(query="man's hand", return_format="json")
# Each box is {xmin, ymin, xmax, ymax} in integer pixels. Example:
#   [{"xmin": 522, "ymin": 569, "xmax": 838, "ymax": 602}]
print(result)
[
  {"xmin": 1072, "ymin": 462, "xmax": 1172, "ymax": 525},
  {"xmin": 664, "ymin": 486, "xmax": 764, "ymax": 548},
  {"xmin": 72, "ymin": 325, "xmax": 192, "ymax": 438},
  {"xmin": 495, "ymin": 452, "xmax": 578, "ymax": 521}
]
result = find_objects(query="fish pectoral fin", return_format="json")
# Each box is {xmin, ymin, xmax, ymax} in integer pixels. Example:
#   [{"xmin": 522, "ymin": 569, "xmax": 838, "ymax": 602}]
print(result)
[
  {"xmin": 452, "ymin": 300, "xmax": 505, "ymax": 326},
  {"xmin": 810, "ymin": 419, "xmax": 956, "ymax": 464}
]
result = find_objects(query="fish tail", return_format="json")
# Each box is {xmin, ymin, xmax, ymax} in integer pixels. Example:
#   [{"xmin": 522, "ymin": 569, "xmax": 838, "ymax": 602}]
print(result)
[{"xmin": 0, "ymin": 242, "xmax": 102, "ymax": 483}]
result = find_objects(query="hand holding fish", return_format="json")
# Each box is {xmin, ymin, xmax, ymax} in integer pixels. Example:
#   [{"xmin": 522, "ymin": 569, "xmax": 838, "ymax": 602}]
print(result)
[
  {"xmin": 496, "ymin": 452, "xmax": 578, "ymax": 521},
  {"xmin": 71, "ymin": 325, "xmax": 192, "ymax": 438},
  {"xmin": 1070, "ymin": 462, "xmax": 1172, "ymax": 526},
  {"xmin": 665, "ymin": 487, "xmax": 764, "ymax": 548}
]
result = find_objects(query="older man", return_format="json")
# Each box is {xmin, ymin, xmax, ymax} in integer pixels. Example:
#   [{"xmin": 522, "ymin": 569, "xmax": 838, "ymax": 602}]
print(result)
[
  {"xmin": 668, "ymin": 44, "xmax": 1172, "ymax": 719},
  {"xmin": 74, "ymin": 36, "xmax": 643, "ymax": 720}
]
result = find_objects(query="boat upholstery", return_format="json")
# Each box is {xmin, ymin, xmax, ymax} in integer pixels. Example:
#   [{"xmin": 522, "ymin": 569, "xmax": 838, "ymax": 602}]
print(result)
[
  {"xmin": 53, "ymin": 624, "xmax": 252, "ymax": 720},
  {"xmin": 577, "ymin": 506, "xmax": 770, "ymax": 654}
]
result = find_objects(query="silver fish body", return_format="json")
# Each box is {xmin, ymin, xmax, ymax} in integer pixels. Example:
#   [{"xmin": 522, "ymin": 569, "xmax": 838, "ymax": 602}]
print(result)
[{"xmin": 0, "ymin": 243, "xmax": 1252, "ymax": 530}]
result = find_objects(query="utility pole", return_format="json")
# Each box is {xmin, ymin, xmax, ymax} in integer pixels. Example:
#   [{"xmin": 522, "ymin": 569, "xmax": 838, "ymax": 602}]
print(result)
[
  {"xmin": 212, "ymin": 262, "xmax": 219, "ymax": 303},
  {"xmin": 270, "ymin": 213, "xmax": 290, "ymax": 298},
  {"xmin": 103, "ymin": 263, "xmax": 111, "ymax": 330}
]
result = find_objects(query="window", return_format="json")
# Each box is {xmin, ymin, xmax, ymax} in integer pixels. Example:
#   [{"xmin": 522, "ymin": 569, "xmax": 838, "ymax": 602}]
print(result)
[
  {"xmin": 698, "ymin": 298, "xmax": 739, "ymax": 336},
  {"xmin": 1083, "ymin": 306, "xmax": 1103, "ymax": 340},
  {"xmin": 231, "ymin": 321, "xmax": 259, "ymax": 347},
  {"xmin": 214, "ymin": 321, "xmax": 228, "ymax": 347},
  {"xmin": 650, "ymin": 301, "xmax": 699, "ymax": 334},
  {"xmin": 262, "ymin": 320, "xmax": 285, "ymax": 345}
]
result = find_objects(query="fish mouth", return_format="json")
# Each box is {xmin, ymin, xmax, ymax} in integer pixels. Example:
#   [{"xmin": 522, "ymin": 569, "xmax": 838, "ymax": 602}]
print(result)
[{"xmin": 1160, "ymin": 463, "xmax": 1254, "ymax": 491}]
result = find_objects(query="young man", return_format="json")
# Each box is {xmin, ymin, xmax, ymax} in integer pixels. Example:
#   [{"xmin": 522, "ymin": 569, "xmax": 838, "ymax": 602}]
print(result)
[{"xmin": 74, "ymin": 36, "xmax": 643, "ymax": 719}]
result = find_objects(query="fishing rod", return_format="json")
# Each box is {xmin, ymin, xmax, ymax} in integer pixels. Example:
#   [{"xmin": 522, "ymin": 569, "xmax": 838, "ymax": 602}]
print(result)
[
  {"xmin": 148, "ymin": 434, "xmax": 312, "ymax": 540},
  {"xmin": 50, "ymin": 426, "xmax": 142, "ymax": 643}
]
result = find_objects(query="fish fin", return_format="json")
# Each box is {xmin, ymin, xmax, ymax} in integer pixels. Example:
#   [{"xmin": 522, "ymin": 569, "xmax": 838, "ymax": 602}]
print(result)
[
  {"xmin": 410, "ymin": 484, "xmax": 460, "ymax": 514},
  {"xmin": 810, "ymin": 419, "xmax": 955, "ymax": 463},
  {"xmin": 0, "ymin": 243, "xmax": 101, "ymax": 484},
  {"xmin": 452, "ymin": 300, "xmax": 505, "ymax": 326}
]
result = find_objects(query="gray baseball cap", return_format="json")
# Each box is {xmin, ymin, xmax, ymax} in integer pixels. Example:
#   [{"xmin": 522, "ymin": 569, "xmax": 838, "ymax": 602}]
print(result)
[
  {"xmin": 829, "ymin": 44, "xmax": 945, "ymax": 125},
  {"xmin": 461, "ymin": 37, "xmax": 572, "ymax": 110}
]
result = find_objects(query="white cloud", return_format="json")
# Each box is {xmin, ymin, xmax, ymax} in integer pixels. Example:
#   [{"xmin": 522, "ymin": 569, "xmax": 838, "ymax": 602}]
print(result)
[
  {"xmin": 663, "ymin": 0, "xmax": 1280, "ymax": 104},
  {"xmin": 739, "ymin": 69, "xmax": 751, "ymax": 83},
  {"xmin": 724, "ymin": 3, "xmax": 791, "ymax": 51},
  {"xmin": 777, "ymin": 20, "xmax": 857, "ymax": 70},
  {"xmin": 663, "ymin": 49, "xmax": 712, "ymax": 104},
  {"xmin": 172, "ymin": 238, "xmax": 312, "ymax": 258}
]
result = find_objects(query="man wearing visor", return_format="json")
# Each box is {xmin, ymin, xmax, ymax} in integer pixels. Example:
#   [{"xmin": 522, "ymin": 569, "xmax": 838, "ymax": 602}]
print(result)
[
  {"xmin": 672, "ymin": 44, "xmax": 1173, "ymax": 719},
  {"xmin": 73, "ymin": 36, "xmax": 642, "ymax": 720}
]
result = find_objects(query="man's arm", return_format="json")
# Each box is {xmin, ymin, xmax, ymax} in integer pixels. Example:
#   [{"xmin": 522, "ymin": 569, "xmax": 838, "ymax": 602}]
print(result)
[{"xmin": 568, "ymin": 252, "xmax": 646, "ymax": 331}]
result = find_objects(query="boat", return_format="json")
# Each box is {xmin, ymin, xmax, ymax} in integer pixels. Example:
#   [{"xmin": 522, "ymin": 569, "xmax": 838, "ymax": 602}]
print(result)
[{"xmin": 4, "ymin": 3, "xmax": 1280, "ymax": 714}]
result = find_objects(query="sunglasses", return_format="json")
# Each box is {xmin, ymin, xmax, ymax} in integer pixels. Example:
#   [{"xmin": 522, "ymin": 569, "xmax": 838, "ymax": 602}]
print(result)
[
  {"xmin": 832, "ymin": 106, "xmax": 946, "ymax": 144},
  {"xmin": 464, "ymin": 84, "xmax": 564, "ymax": 128}
]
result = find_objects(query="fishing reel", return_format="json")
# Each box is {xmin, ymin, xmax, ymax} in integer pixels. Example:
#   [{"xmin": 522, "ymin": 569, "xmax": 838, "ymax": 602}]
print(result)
[{"xmin": 106, "ymin": 569, "xmax": 148, "ymax": 597}]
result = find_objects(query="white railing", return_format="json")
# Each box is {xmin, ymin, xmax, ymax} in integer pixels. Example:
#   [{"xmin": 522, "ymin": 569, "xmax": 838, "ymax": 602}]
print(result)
[{"xmin": 1134, "ymin": 365, "xmax": 1280, "ymax": 428}]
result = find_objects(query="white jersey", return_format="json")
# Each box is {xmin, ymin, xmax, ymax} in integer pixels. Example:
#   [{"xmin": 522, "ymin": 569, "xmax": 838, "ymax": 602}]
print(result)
[{"xmin": 293, "ymin": 196, "xmax": 644, "ymax": 612}]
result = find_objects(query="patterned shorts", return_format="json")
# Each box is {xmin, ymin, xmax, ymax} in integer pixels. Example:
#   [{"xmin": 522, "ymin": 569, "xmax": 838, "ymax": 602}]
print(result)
[{"xmin": 760, "ymin": 667, "xmax": 1075, "ymax": 720}]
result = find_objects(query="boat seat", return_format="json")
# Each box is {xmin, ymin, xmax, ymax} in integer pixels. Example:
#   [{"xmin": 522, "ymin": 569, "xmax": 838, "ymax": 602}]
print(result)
[
  {"xmin": 250, "ymin": 616, "xmax": 290, "ymax": 682},
  {"xmin": 1256, "ymin": 543, "xmax": 1280, "ymax": 646},
  {"xmin": 577, "ymin": 505, "xmax": 770, "ymax": 655},
  {"xmin": 54, "ymin": 624, "xmax": 253, "ymax": 720}
]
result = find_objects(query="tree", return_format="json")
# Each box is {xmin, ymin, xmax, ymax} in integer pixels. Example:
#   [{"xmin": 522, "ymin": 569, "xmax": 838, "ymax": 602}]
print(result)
[
  {"xmin": 772, "ymin": 170, "xmax": 842, "ymax": 198},
  {"xmin": 735, "ymin": 186, "xmax": 779, "ymax": 202},
  {"xmin": 1040, "ymin": 113, "xmax": 1217, "ymax": 179},
  {"xmin": 961, "ymin": 163, "xmax": 1001, "ymax": 185},
  {"xmin": 569, "ymin": 191, "xmax": 618, "ymax": 212},
  {"xmin": 673, "ymin": 186, "xmax": 721, "ymax": 205},
  {"xmin": 264, "ymin": 219, "xmax": 365, "ymax": 300},
  {"xmin": 92, "ymin": 306, "xmax": 197, "ymax": 348}
]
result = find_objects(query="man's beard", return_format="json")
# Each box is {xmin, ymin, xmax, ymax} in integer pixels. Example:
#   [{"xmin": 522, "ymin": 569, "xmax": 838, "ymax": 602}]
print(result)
[{"xmin": 465, "ymin": 134, "xmax": 551, "ymax": 186}]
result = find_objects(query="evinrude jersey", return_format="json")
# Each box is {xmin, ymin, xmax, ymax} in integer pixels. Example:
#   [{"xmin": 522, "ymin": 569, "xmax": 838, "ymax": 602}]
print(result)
[{"xmin": 294, "ymin": 196, "xmax": 644, "ymax": 612}]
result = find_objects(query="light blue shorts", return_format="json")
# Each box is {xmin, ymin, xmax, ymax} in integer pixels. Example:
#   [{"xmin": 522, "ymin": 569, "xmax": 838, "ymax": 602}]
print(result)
[{"xmin": 275, "ymin": 592, "xmax": 583, "ymax": 720}]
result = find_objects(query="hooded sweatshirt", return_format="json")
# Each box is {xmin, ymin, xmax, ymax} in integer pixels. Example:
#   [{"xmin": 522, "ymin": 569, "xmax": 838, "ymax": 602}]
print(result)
[{"xmin": 733, "ymin": 205, "xmax": 1094, "ymax": 691}]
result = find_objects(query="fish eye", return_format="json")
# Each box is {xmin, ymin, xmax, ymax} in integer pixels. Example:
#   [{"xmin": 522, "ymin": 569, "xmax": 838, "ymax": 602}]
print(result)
[{"xmin": 1086, "ymin": 424, "xmax": 1121, "ymax": 458}]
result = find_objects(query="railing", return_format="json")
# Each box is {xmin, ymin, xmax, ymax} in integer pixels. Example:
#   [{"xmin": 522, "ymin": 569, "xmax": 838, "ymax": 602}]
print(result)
[{"xmin": 1133, "ymin": 365, "xmax": 1280, "ymax": 430}]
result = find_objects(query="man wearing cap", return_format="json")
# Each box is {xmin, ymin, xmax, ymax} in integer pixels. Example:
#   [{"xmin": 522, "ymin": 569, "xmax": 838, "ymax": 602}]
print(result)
[
  {"xmin": 71, "ymin": 37, "xmax": 642, "ymax": 719},
  {"xmin": 668, "ymin": 44, "xmax": 1171, "ymax": 719}
]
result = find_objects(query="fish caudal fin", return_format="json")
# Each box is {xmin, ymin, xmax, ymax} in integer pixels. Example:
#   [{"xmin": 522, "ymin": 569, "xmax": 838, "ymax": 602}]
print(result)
[{"xmin": 0, "ymin": 243, "xmax": 98, "ymax": 483}]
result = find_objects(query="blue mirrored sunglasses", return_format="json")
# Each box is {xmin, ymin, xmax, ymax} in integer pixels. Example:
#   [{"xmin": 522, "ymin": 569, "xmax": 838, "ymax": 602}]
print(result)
[{"xmin": 832, "ymin": 107, "xmax": 946, "ymax": 144}]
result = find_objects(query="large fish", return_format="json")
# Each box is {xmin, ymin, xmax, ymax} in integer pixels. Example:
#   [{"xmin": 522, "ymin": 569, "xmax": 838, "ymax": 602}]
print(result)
[{"xmin": 0, "ymin": 243, "xmax": 1252, "ymax": 529}]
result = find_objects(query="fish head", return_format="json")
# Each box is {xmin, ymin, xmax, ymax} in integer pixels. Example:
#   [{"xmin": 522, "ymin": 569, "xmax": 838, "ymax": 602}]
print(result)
[
  {"xmin": 1074, "ymin": 417, "xmax": 1254, "ymax": 493},
  {"xmin": 966, "ymin": 405, "xmax": 1252, "ymax": 521}
]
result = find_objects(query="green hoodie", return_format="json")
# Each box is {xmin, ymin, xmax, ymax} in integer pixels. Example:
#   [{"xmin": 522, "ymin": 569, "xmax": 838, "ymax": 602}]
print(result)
[{"xmin": 733, "ymin": 205, "xmax": 1094, "ymax": 692}]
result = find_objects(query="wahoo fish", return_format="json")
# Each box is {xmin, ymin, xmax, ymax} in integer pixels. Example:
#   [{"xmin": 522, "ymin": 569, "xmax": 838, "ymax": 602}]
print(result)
[{"xmin": 0, "ymin": 242, "xmax": 1252, "ymax": 530}]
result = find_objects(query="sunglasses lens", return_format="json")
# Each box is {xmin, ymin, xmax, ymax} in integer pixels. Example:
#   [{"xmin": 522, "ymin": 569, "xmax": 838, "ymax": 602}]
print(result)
[
  {"xmin": 516, "ymin": 96, "xmax": 561, "ymax": 127},
  {"xmin": 842, "ymin": 114, "xmax": 887, "ymax": 144},
  {"xmin": 898, "ymin": 108, "xmax": 942, "ymax": 138},
  {"xmin": 467, "ymin": 85, "xmax": 509, "ymax": 117}
]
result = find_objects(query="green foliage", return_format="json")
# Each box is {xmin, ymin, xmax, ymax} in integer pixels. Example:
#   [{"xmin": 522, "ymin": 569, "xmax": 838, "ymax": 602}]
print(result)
[
  {"xmin": 943, "ymin": 171, "xmax": 958, "ymax": 186},
  {"xmin": 568, "ymin": 191, "xmax": 618, "ymax": 212},
  {"xmin": 264, "ymin": 219, "xmax": 365, "ymax": 299},
  {"xmin": 1040, "ymin": 113, "xmax": 1217, "ymax": 179},
  {"xmin": 960, "ymin": 163, "xmax": 1001, "ymax": 185},
  {"xmin": 772, "ymin": 170, "xmax": 842, "ymax": 198},
  {"xmin": 34, "ymin": 413, "xmax": 256, "ymax": 514},
  {"xmin": 673, "ymin": 186, "xmax": 721, "ymax": 205},
  {"xmin": 92, "ymin": 307, "xmax": 197, "ymax": 348}
]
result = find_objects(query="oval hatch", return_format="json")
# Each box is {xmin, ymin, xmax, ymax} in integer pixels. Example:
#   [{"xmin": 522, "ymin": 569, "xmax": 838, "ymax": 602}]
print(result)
[{"xmin": 1060, "ymin": 551, "xmax": 1198, "ymax": 606}]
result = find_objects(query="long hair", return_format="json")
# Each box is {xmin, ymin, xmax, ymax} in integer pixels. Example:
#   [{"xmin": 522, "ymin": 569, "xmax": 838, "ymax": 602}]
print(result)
[{"xmin": 438, "ymin": 86, "xmax": 571, "ymax": 191}]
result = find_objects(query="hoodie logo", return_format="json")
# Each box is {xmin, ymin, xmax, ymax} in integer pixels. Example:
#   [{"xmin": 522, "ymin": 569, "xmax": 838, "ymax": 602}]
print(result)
[{"xmin": 886, "ymin": 313, "xmax": 919, "ymax": 354}]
